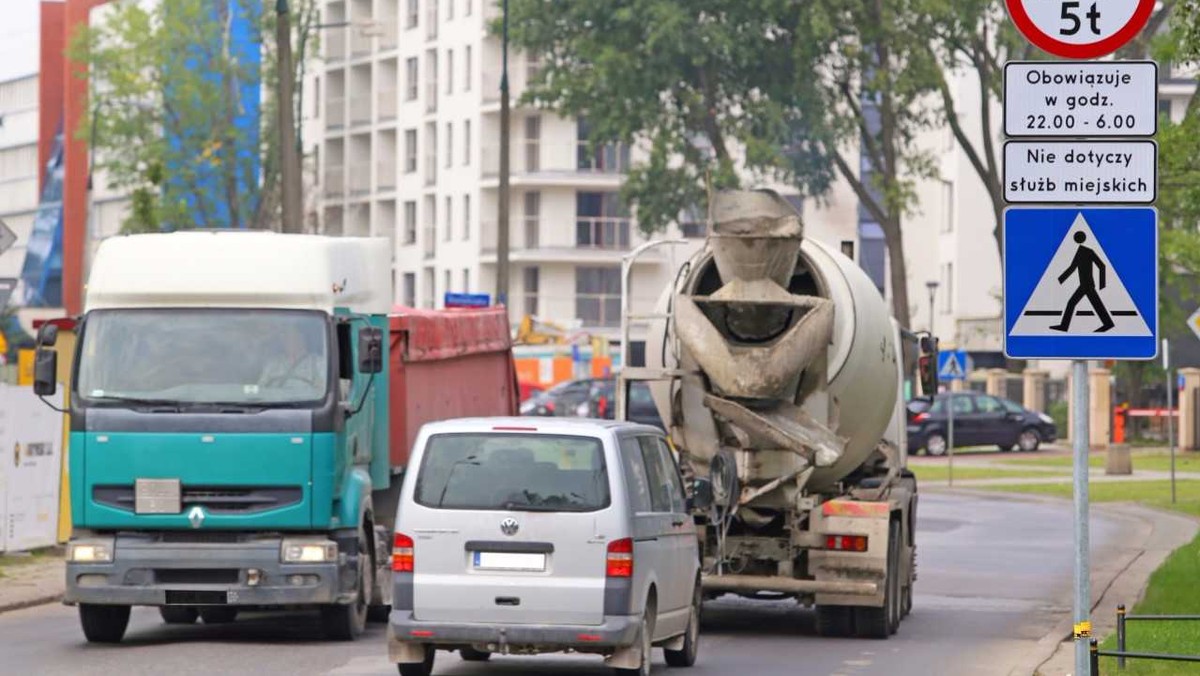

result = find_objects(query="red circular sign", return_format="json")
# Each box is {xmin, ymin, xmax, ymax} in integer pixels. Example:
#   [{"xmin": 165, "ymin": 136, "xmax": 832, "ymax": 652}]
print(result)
[{"xmin": 1005, "ymin": 0, "xmax": 1156, "ymax": 59}]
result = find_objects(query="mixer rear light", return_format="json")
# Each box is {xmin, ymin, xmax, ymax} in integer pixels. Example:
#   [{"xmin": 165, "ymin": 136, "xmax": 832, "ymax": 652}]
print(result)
[{"xmin": 825, "ymin": 535, "xmax": 869, "ymax": 552}]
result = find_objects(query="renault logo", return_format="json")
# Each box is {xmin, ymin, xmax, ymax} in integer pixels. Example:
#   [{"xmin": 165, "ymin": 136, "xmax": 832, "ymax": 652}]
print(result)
[
  {"xmin": 500, "ymin": 518, "xmax": 519, "ymax": 536},
  {"xmin": 188, "ymin": 506, "xmax": 206, "ymax": 529}
]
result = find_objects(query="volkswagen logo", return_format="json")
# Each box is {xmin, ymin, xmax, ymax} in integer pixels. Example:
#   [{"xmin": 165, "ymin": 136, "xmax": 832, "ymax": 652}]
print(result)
[{"xmin": 500, "ymin": 518, "xmax": 519, "ymax": 536}]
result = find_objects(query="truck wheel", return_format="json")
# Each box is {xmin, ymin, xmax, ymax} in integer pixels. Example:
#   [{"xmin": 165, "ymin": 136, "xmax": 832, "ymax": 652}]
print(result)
[
  {"xmin": 814, "ymin": 605, "xmax": 853, "ymax": 637},
  {"xmin": 855, "ymin": 519, "xmax": 901, "ymax": 639},
  {"xmin": 460, "ymin": 647, "xmax": 492, "ymax": 661},
  {"xmin": 397, "ymin": 646, "xmax": 435, "ymax": 676},
  {"xmin": 199, "ymin": 607, "xmax": 238, "ymax": 624},
  {"xmin": 79, "ymin": 604, "xmax": 130, "ymax": 643},
  {"xmin": 159, "ymin": 606, "xmax": 199, "ymax": 624},
  {"xmin": 664, "ymin": 582, "xmax": 701, "ymax": 667},
  {"xmin": 323, "ymin": 524, "xmax": 370, "ymax": 640},
  {"xmin": 367, "ymin": 605, "xmax": 392, "ymax": 623}
]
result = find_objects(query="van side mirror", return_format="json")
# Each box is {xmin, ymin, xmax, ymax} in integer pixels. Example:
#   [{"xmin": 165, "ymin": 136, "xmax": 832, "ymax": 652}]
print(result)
[
  {"xmin": 33, "ymin": 348, "xmax": 58, "ymax": 396},
  {"xmin": 689, "ymin": 477, "xmax": 714, "ymax": 512},
  {"xmin": 37, "ymin": 323, "xmax": 58, "ymax": 347},
  {"xmin": 357, "ymin": 327, "xmax": 384, "ymax": 374}
]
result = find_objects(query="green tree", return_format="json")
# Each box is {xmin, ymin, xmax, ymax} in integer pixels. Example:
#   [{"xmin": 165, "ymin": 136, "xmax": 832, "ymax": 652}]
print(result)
[
  {"xmin": 506, "ymin": 0, "xmax": 945, "ymax": 327},
  {"xmin": 70, "ymin": 0, "xmax": 317, "ymax": 233}
]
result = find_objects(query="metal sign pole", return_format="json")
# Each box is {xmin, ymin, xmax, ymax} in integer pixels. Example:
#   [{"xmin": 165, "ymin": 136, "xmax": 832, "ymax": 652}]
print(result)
[
  {"xmin": 948, "ymin": 394, "xmax": 955, "ymax": 487},
  {"xmin": 1072, "ymin": 359, "xmax": 1092, "ymax": 674},
  {"xmin": 1166, "ymin": 339, "xmax": 1176, "ymax": 503}
]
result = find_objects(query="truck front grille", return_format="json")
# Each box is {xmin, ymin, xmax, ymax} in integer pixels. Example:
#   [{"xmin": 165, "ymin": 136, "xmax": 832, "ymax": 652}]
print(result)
[{"xmin": 93, "ymin": 485, "xmax": 303, "ymax": 515}]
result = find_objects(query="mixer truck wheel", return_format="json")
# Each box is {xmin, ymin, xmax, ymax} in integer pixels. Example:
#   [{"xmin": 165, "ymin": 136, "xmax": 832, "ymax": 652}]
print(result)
[
  {"xmin": 814, "ymin": 605, "xmax": 853, "ymax": 637},
  {"xmin": 854, "ymin": 519, "xmax": 901, "ymax": 639}
]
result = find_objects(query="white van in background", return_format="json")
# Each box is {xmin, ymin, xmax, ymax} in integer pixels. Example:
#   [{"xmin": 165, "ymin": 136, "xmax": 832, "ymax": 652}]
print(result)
[{"xmin": 387, "ymin": 417, "xmax": 706, "ymax": 676}]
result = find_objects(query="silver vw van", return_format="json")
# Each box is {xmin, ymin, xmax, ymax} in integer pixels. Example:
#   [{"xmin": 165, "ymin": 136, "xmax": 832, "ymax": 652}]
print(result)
[{"xmin": 388, "ymin": 417, "xmax": 704, "ymax": 676}]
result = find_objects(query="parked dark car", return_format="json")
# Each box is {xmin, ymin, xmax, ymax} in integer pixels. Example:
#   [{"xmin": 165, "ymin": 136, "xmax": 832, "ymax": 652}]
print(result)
[
  {"xmin": 907, "ymin": 392, "xmax": 1057, "ymax": 455},
  {"xmin": 520, "ymin": 376, "xmax": 665, "ymax": 430}
]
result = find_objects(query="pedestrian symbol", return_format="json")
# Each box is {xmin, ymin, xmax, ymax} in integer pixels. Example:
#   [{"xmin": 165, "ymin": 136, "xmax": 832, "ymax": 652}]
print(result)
[
  {"xmin": 937, "ymin": 350, "xmax": 968, "ymax": 381},
  {"xmin": 1005, "ymin": 207, "xmax": 1157, "ymax": 360}
]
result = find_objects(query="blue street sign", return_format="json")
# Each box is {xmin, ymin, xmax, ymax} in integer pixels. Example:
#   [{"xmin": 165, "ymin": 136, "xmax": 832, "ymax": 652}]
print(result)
[
  {"xmin": 937, "ymin": 350, "xmax": 969, "ymax": 381},
  {"xmin": 444, "ymin": 292, "xmax": 491, "ymax": 308},
  {"xmin": 1004, "ymin": 207, "xmax": 1158, "ymax": 360}
]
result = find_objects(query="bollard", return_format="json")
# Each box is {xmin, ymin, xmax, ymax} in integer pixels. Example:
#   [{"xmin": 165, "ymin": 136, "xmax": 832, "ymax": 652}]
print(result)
[
  {"xmin": 1091, "ymin": 638, "xmax": 1101, "ymax": 676},
  {"xmin": 1117, "ymin": 604, "xmax": 1126, "ymax": 670}
]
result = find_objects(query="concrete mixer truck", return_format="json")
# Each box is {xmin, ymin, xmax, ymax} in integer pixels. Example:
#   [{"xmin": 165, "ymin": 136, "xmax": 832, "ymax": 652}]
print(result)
[{"xmin": 629, "ymin": 190, "xmax": 931, "ymax": 639}]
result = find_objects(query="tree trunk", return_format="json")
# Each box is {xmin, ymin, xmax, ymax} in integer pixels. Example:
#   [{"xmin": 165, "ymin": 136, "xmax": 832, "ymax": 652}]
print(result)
[{"xmin": 879, "ymin": 216, "xmax": 912, "ymax": 329}]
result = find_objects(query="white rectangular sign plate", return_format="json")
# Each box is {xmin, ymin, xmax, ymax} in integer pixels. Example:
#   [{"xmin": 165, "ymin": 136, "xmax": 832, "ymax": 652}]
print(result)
[
  {"xmin": 1004, "ymin": 140, "xmax": 1157, "ymax": 204},
  {"xmin": 1004, "ymin": 61, "xmax": 1158, "ymax": 137}
]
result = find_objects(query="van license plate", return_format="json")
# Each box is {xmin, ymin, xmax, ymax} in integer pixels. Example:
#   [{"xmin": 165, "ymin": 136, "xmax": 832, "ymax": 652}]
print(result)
[{"xmin": 473, "ymin": 551, "xmax": 546, "ymax": 572}]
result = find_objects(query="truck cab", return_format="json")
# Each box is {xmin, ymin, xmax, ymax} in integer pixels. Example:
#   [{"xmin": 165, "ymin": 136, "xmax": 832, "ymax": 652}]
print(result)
[{"xmin": 37, "ymin": 232, "xmax": 395, "ymax": 643}]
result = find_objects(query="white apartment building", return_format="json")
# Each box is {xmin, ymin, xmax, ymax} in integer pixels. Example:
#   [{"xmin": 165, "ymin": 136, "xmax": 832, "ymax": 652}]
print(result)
[{"xmin": 0, "ymin": 72, "xmax": 41, "ymax": 295}]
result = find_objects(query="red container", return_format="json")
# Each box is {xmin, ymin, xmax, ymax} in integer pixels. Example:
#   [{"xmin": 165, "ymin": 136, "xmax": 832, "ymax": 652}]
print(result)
[{"xmin": 387, "ymin": 306, "xmax": 518, "ymax": 468}]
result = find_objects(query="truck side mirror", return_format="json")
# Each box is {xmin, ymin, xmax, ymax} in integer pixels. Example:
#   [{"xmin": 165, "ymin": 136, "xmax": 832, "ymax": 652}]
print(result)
[
  {"xmin": 689, "ymin": 477, "xmax": 714, "ymax": 512},
  {"xmin": 36, "ymin": 323, "xmax": 58, "ymax": 347},
  {"xmin": 33, "ymin": 348, "xmax": 58, "ymax": 396},
  {"xmin": 336, "ymin": 322, "xmax": 353, "ymax": 379},
  {"xmin": 357, "ymin": 327, "xmax": 383, "ymax": 374}
]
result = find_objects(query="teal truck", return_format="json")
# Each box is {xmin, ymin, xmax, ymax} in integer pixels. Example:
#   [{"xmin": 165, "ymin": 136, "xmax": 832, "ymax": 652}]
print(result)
[{"xmin": 32, "ymin": 231, "xmax": 518, "ymax": 643}]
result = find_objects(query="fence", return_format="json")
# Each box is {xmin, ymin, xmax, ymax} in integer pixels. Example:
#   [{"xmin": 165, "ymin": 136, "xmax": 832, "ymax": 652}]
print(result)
[{"xmin": 1087, "ymin": 604, "xmax": 1200, "ymax": 673}]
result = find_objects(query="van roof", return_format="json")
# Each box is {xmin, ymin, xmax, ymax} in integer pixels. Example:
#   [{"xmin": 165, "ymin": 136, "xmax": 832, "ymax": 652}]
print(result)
[{"xmin": 420, "ymin": 416, "xmax": 661, "ymax": 436}]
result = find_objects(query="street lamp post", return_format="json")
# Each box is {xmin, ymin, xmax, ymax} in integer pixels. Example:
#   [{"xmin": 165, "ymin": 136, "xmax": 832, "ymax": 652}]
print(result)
[
  {"xmin": 925, "ymin": 280, "xmax": 939, "ymax": 334},
  {"xmin": 495, "ymin": 0, "xmax": 511, "ymax": 307}
]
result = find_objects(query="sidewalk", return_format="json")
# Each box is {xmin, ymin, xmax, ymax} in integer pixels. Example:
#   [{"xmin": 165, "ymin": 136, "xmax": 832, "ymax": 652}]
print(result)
[{"xmin": 0, "ymin": 550, "xmax": 65, "ymax": 614}]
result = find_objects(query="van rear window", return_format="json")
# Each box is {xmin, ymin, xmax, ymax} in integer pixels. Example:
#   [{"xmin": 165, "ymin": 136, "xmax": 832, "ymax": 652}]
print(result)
[{"xmin": 414, "ymin": 433, "xmax": 610, "ymax": 512}]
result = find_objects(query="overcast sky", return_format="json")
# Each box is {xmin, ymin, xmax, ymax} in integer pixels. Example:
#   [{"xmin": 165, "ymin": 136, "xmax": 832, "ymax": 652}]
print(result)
[{"xmin": 0, "ymin": 0, "xmax": 42, "ymax": 83}]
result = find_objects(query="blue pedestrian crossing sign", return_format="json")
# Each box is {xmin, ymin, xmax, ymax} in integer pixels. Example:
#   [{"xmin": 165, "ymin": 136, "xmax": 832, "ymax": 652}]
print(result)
[
  {"xmin": 1004, "ymin": 207, "xmax": 1158, "ymax": 360},
  {"xmin": 938, "ymin": 350, "xmax": 969, "ymax": 381}
]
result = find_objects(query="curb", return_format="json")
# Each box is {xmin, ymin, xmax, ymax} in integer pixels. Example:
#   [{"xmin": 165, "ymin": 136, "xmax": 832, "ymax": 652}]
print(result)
[{"xmin": 0, "ymin": 593, "xmax": 63, "ymax": 616}]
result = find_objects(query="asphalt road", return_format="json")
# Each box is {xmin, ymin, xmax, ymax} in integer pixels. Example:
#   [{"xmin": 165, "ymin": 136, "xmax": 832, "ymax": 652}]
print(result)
[{"xmin": 0, "ymin": 492, "xmax": 1133, "ymax": 676}]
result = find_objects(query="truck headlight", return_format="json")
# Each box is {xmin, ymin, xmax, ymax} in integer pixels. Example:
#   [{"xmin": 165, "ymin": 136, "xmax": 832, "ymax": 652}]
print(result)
[
  {"xmin": 281, "ymin": 539, "xmax": 338, "ymax": 563},
  {"xmin": 68, "ymin": 538, "xmax": 115, "ymax": 563}
]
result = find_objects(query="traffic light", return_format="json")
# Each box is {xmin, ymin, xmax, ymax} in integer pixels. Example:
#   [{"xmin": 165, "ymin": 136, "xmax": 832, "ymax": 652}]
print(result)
[{"xmin": 917, "ymin": 333, "xmax": 939, "ymax": 397}]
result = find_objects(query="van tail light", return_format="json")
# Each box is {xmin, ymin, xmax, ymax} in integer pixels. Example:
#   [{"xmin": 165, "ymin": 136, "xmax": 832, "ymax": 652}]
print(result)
[
  {"xmin": 914, "ymin": 412, "xmax": 930, "ymax": 423},
  {"xmin": 606, "ymin": 538, "xmax": 633, "ymax": 578},
  {"xmin": 825, "ymin": 534, "xmax": 869, "ymax": 552},
  {"xmin": 393, "ymin": 533, "xmax": 414, "ymax": 572}
]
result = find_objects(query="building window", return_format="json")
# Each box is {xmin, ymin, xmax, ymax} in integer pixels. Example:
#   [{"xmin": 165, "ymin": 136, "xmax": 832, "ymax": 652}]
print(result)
[
  {"xmin": 840, "ymin": 240, "xmax": 855, "ymax": 261},
  {"xmin": 462, "ymin": 194, "xmax": 471, "ymax": 240},
  {"xmin": 524, "ymin": 116, "xmax": 541, "ymax": 171},
  {"xmin": 424, "ymin": 195, "xmax": 437, "ymax": 259},
  {"xmin": 523, "ymin": 267, "xmax": 539, "ymax": 315},
  {"xmin": 445, "ymin": 122, "xmax": 453, "ymax": 168},
  {"xmin": 404, "ymin": 129, "xmax": 417, "ymax": 173},
  {"xmin": 941, "ymin": 180, "xmax": 954, "ymax": 233},
  {"xmin": 576, "ymin": 117, "xmax": 630, "ymax": 173},
  {"xmin": 444, "ymin": 270, "xmax": 452, "ymax": 299},
  {"xmin": 575, "ymin": 267, "xmax": 621, "ymax": 327},
  {"xmin": 462, "ymin": 268, "xmax": 470, "ymax": 292},
  {"xmin": 1159, "ymin": 98, "xmax": 1172, "ymax": 119},
  {"xmin": 424, "ymin": 122, "xmax": 437, "ymax": 181},
  {"xmin": 463, "ymin": 119, "xmax": 471, "ymax": 165},
  {"xmin": 523, "ymin": 191, "xmax": 540, "ymax": 248},
  {"xmin": 446, "ymin": 0, "xmax": 454, "ymax": 20},
  {"xmin": 403, "ymin": 200, "xmax": 417, "ymax": 243},
  {"xmin": 678, "ymin": 205, "xmax": 705, "ymax": 238},
  {"xmin": 403, "ymin": 272, "xmax": 416, "ymax": 307},
  {"xmin": 446, "ymin": 49, "xmax": 454, "ymax": 94},
  {"xmin": 444, "ymin": 196, "xmax": 452, "ymax": 241},
  {"xmin": 406, "ymin": 0, "xmax": 419, "ymax": 28},
  {"xmin": 464, "ymin": 45, "xmax": 472, "ymax": 91},
  {"xmin": 405, "ymin": 57, "xmax": 418, "ymax": 100},
  {"xmin": 465, "ymin": 0, "xmax": 472, "ymax": 15},
  {"xmin": 576, "ymin": 192, "xmax": 629, "ymax": 249},
  {"xmin": 942, "ymin": 262, "xmax": 954, "ymax": 314}
]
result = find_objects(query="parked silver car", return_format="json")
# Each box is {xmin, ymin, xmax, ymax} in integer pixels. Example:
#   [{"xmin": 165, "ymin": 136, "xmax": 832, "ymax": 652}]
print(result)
[{"xmin": 388, "ymin": 417, "xmax": 705, "ymax": 676}]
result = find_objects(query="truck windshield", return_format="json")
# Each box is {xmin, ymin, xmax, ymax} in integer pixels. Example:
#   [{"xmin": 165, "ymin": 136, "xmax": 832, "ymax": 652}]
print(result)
[
  {"xmin": 415, "ymin": 433, "xmax": 610, "ymax": 512},
  {"xmin": 76, "ymin": 309, "xmax": 329, "ymax": 406}
]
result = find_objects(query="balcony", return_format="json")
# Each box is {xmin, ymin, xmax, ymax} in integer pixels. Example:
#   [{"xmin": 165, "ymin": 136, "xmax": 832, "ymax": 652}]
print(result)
[
  {"xmin": 349, "ymin": 162, "xmax": 371, "ymax": 195},
  {"xmin": 323, "ymin": 165, "xmax": 345, "ymax": 198},
  {"xmin": 377, "ymin": 158, "xmax": 397, "ymax": 191},
  {"xmin": 349, "ymin": 94, "xmax": 372, "ymax": 125},
  {"xmin": 378, "ymin": 88, "xmax": 398, "ymax": 121},
  {"xmin": 325, "ymin": 96, "xmax": 346, "ymax": 129},
  {"xmin": 378, "ymin": 16, "xmax": 399, "ymax": 51},
  {"xmin": 325, "ymin": 27, "xmax": 347, "ymax": 62},
  {"xmin": 575, "ymin": 217, "xmax": 631, "ymax": 250},
  {"xmin": 481, "ymin": 143, "xmax": 628, "ymax": 184}
]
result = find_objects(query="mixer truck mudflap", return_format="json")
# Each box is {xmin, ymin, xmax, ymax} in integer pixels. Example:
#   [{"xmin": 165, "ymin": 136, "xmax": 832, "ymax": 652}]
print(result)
[{"xmin": 810, "ymin": 499, "xmax": 891, "ymax": 607}]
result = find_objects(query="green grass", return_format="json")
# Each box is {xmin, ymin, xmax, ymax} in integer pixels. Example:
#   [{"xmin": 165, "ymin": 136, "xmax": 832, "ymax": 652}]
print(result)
[
  {"xmin": 1005, "ymin": 451, "xmax": 1200, "ymax": 474},
  {"xmin": 0, "ymin": 547, "xmax": 60, "ymax": 578},
  {"xmin": 1097, "ymin": 531, "xmax": 1200, "ymax": 674},
  {"xmin": 909, "ymin": 465, "xmax": 1061, "ymax": 482},
  {"xmin": 975, "ymin": 480, "xmax": 1200, "ymax": 519}
]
